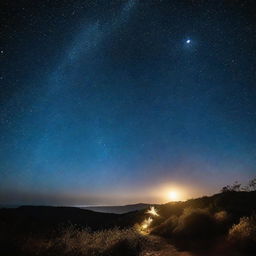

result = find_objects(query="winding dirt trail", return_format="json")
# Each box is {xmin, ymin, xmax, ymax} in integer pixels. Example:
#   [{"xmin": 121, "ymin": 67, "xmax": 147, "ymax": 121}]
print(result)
[
  {"xmin": 142, "ymin": 235, "xmax": 243, "ymax": 256},
  {"xmin": 142, "ymin": 235, "xmax": 193, "ymax": 256}
]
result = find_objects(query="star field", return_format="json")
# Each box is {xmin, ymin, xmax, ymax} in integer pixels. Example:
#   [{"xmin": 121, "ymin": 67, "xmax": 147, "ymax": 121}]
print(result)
[{"xmin": 1, "ymin": 0, "xmax": 256, "ymax": 205}]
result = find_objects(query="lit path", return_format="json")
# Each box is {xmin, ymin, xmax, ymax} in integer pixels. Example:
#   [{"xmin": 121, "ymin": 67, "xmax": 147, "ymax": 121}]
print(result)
[
  {"xmin": 142, "ymin": 235, "xmax": 242, "ymax": 256},
  {"xmin": 142, "ymin": 235, "xmax": 193, "ymax": 256}
]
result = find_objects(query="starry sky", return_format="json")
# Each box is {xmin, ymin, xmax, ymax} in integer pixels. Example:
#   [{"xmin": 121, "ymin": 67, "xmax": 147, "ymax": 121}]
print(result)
[{"xmin": 1, "ymin": 0, "xmax": 256, "ymax": 206}]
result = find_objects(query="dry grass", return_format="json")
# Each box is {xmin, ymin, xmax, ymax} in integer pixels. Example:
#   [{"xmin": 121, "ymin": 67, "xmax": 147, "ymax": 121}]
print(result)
[
  {"xmin": 228, "ymin": 215, "xmax": 256, "ymax": 252},
  {"xmin": 21, "ymin": 226, "xmax": 151, "ymax": 256},
  {"xmin": 172, "ymin": 207, "xmax": 216, "ymax": 240},
  {"xmin": 214, "ymin": 210, "xmax": 228, "ymax": 222},
  {"xmin": 152, "ymin": 208, "xmax": 230, "ymax": 239},
  {"xmin": 151, "ymin": 215, "xmax": 178, "ymax": 237}
]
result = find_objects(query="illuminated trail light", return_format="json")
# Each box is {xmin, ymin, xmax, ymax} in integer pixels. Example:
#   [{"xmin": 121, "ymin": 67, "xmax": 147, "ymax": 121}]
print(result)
[{"xmin": 147, "ymin": 206, "xmax": 159, "ymax": 216}]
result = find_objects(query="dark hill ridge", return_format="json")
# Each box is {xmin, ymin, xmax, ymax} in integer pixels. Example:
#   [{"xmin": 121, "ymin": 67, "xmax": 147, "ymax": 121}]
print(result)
[
  {"xmin": 1, "ymin": 191, "xmax": 256, "ymax": 234},
  {"xmin": 82, "ymin": 203, "xmax": 155, "ymax": 213},
  {"xmin": 1, "ymin": 192, "xmax": 256, "ymax": 256},
  {"xmin": 157, "ymin": 191, "xmax": 256, "ymax": 221},
  {"xmin": 0, "ymin": 205, "xmax": 146, "ymax": 234}
]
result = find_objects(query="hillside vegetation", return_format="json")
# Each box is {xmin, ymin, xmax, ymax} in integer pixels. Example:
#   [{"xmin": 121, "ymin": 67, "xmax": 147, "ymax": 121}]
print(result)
[
  {"xmin": 149, "ymin": 191, "xmax": 256, "ymax": 255},
  {"xmin": 1, "ymin": 191, "xmax": 256, "ymax": 255}
]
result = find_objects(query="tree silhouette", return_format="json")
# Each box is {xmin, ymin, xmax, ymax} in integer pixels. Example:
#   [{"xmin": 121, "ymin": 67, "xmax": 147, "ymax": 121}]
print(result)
[
  {"xmin": 248, "ymin": 178, "xmax": 256, "ymax": 191},
  {"xmin": 221, "ymin": 181, "xmax": 241, "ymax": 193},
  {"xmin": 221, "ymin": 178, "xmax": 256, "ymax": 193}
]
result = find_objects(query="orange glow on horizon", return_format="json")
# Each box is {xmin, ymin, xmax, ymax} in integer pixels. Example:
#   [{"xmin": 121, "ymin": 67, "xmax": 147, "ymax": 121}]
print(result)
[{"xmin": 167, "ymin": 190, "xmax": 179, "ymax": 201}]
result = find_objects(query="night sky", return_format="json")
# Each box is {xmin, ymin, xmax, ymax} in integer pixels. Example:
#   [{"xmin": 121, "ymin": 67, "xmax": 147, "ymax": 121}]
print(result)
[{"xmin": 1, "ymin": 0, "xmax": 256, "ymax": 205}]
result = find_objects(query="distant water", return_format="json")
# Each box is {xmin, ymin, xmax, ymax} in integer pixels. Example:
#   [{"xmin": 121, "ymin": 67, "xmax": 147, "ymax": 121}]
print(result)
[
  {"xmin": 0, "ymin": 204, "xmax": 20, "ymax": 208},
  {"xmin": 0, "ymin": 204, "xmax": 82, "ymax": 208}
]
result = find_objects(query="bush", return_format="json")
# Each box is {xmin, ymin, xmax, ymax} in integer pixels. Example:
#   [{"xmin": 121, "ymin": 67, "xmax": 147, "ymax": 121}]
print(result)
[
  {"xmin": 228, "ymin": 215, "xmax": 256, "ymax": 252},
  {"xmin": 173, "ymin": 208, "xmax": 216, "ymax": 239},
  {"xmin": 150, "ymin": 215, "xmax": 178, "ymax": 237},
  {"xmin": 214, "ymin": 211, "xmax": 228, "ymax": 222},
  {"xmin": 151, "ymin": 208, "xmax": 229, "ymax": 241}
]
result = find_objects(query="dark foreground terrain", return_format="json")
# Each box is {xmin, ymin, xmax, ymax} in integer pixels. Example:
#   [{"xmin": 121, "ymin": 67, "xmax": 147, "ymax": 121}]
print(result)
[{"xmin": 1, "ymin": 191, "xmax": 256, "ymax": 256}]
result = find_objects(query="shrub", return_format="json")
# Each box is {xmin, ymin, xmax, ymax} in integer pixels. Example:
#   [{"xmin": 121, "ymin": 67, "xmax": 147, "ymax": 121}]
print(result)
[
  {"xmin": 173, "ymin": 208, "xmax": 216, "ymax": 239},
  {"xmin": 151, "ymin": 208, "xmax": 229, "ymax": 241},
  {"xmin": 214, "ymin": 210, "xmax": 228, "ymax": 222},
  {"xmin": 228, "ymin": 215, "xmax": 256, "ymax": 252},
  {"xmin": 150, "ymin": 215, "xmax": 178, "ymax": 237}
]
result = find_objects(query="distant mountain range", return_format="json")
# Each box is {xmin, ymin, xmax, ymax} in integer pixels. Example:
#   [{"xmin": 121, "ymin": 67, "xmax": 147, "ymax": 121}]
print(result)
[
  {"xmin": 81, "ymin": 203, "xmax": 154, "ymax": 214},
  {"xmin": 0, "ymin": 203, "xmax": 154, "ymax": 214}
]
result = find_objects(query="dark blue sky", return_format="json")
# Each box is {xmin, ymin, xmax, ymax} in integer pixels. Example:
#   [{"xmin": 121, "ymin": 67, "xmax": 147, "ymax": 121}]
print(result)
[{"xmin": 1, "ymin": 0, "xmax": 256, "ymax": 205}]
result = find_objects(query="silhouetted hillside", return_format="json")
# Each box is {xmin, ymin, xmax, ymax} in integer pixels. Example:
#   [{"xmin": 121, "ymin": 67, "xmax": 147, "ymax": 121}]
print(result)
[
  {"xmin": 82, "ymin": 203, "xmax": 154, "ymax": 214},
  {"xmin": 1, "ymin": 192, "xmax": 256, "ymax": 234},
  {"xmin": 1, "ymin": 191, "xmax": 256, "ymax": 255},
  {"xmin": 149, "ymin": 191, "xmax": 256, "ymax": 254},
  {"xmin": 0, "ymin": 205, "xmax": 146, "ymax": 234},
  {"xmin": 157, "ymin": 191, "xmax": 256, "ymax": 221}
]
